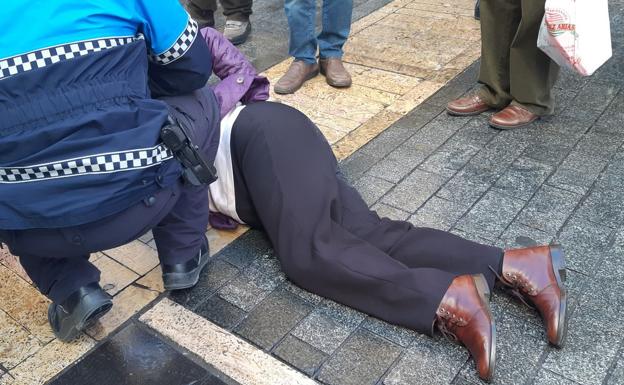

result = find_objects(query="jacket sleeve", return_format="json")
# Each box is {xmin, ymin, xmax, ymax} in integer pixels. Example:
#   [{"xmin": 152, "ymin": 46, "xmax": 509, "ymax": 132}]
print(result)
[
  {"xmin": 200, "ymin": 27, "xmax": 269, "ymax": 116},
  {"xmin": 135, "ymin": 0, "xmax": 213, "ymax": 97}
]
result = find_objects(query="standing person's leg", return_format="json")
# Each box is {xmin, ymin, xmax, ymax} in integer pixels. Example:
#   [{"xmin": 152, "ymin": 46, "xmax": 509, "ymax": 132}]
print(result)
[
  {"xmin": 186, "ymin": 0, "xmax": 218, "ymax": 28},
  {"xmin": 477, "ymin": 0, "xmax": 521, "ymax": 108},
  {"xmin": 219, "ymin": 0, "xmax": 253, "ymax": 45},
  {"xmin": 318, "ymin": 0, "xmax": 353, "ymax": 88},
  {"xmin": 275, "ymin": 0, "xmax": 319, "ymax": 94},
  {"xmin": 508, "ymin": 0, "xmax": 559, "ymax": 115},
  {"xmin": 446, "ymin": 0, "xmax": 520, "ymax": 116}
]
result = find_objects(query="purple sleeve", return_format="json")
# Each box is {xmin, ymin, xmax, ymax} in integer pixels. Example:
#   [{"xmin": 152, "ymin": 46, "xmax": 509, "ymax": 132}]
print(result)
[{"xmin": 200, "ymin": 27, "xmax": 270, "ymax": 117}]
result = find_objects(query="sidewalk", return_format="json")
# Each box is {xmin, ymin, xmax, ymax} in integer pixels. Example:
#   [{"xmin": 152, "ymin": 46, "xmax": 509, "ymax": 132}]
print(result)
[{"xmin": 1, "ymin": 0, "xmax": 624, "ymax": 384}]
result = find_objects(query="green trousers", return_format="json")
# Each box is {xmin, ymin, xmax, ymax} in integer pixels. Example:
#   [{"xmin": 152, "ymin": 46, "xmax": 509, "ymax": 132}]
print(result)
[{"xmin": 478, "ymin": 0, "xmax": 559, "ymax": 116}]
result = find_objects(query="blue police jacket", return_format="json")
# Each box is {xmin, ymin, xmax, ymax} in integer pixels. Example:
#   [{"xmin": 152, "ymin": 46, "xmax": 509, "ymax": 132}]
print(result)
[{"xmin": 0, "ymin": 0, "xmax": 215, "ymax": 229}]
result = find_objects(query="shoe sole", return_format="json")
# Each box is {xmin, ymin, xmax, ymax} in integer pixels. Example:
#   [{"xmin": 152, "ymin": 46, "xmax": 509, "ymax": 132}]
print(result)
[
  {"xmin": 274, "ymin": 68, "xmax": 320, "ymax": 95},
  {"xmin": 488, "ymin": 116, "xmax": 539, "ymax": 130},
  {"xmin": 49, "ymin": 297, "xmax": 113, "ymax": 342},
  {"xmin": 162, "ymin": 250, "xmax": 212, "ymax": 291},
  {"xmin": 446, "ymin": 106, "xmax": 491, "ymax": 117},
  {"xmin": 549, "ymin": 245, "xmax": 568, "ymax": 348},
  {"xmin": 227, "ymin": 23, "xmax": 251, "ymax": 46},
  {"xmin": 472, "ymin": 274, "xmax": 496, "ymax": 382}
]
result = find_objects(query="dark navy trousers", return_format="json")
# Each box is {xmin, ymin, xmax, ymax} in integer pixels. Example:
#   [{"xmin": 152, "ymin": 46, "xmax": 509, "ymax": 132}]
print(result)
[
  {"xmin": 231, "ymin": 102, "xmax": 505, "ymax": 335},
  {"xmin": 0, "ymin": 88, "xmax": 218, "ymax": 304}
]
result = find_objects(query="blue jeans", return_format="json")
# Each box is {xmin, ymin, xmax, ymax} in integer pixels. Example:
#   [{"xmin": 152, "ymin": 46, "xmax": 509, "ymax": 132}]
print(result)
[{"xmin": 284, "ymin": 0, "xmax": 353, "ymax": 64}]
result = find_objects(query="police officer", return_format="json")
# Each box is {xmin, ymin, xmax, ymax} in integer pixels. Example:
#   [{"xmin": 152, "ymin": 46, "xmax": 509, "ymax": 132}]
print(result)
[{"xmin": 0, "ymin": 0, "xmax": 219, "ymax": 342}]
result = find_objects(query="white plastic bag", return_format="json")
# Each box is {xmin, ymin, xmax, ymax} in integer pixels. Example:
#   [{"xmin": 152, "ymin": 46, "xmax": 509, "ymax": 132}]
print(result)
[{"xmin": 537, "ymin": 0, "xmax": 612, "ymax": 76}]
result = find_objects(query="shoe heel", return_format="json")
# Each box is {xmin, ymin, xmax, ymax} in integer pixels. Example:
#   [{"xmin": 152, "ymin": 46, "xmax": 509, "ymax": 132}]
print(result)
[
  {"xmin": 472, "ymin": 274, "xmax": 491, "ymax": 302},
  {"xmin": 550, "ymin": 245, "xmax": 567, "ymax": 283}
]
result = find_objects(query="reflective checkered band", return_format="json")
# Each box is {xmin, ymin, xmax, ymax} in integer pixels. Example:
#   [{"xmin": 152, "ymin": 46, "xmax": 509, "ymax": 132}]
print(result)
[
  {"xmin": 149, "ymin": 17, "xmax": 199, "ymax": 65},
  {"xmin": 0, "ymin": 36, "xmax": 137, "ymax": 81},
  {"xmin": 0, "ymin": 145, "xmax": 173, "ymax": 184}
]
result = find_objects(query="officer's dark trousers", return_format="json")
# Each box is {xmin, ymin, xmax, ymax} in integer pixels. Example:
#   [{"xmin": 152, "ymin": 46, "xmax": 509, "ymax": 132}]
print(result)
[
  {"xmin": 4, "ymin": 89, "xmax": 216, "ymax": 304},
  {"xmin": 230, "ymin": 102, "xmax": 504, "ymax": 334}
]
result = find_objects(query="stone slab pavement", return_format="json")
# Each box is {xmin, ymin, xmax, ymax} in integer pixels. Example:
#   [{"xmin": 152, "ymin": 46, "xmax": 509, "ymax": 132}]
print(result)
[{"xmin": 2, "ymin": 0, "xmax": 624, "ymax": 384}]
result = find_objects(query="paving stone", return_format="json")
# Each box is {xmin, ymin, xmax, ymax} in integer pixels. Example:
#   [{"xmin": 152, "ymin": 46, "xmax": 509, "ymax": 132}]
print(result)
[
  {"xmin": 358, "ymin": 121, "xmax": 420, "ymax": 161},
  {"xmin": 555, "ymin": 215, "xmax": 612, "ymax": 274},
  {"xmin": 515, "ymin": 185, "xmax": 583, "ymax": 235},
  {"xmin": 462, "ymin": 132, "xmax": 530, "ymax": 184},
  {"xmin": 371, "ymin": 203, "xmax": 411, "ymax": 221},
  {"xmin": 353, "ymin": 174, "xmax": 396, "ymax": 206},
  {"xmin": 318, "ymin": 328, "xmax": 402, "ymax": 385},
  {"xmin": 218, "ymin": 230, "xmax": 273, "ymax": 269},
  {"xmin": 235, "ymin": 289, "xmax": 313, "ymax": 350},
  {"xmin": 547, "ymin": 151, "xmax": 609, "ymax": 195},
  {"xmin": 103, "ymin": 240, "xmax": 159, "ymax": 275},
  {"xmin": 0, "ymin": 310, "xmax": 42, "ymax": 370},
  {"xmin": 367, "ymin": 143, "xmax": 427, "ymax": 183},
  {"xmin": 595, "ymin": 155, "xmax": 624, "ymax": 190},
  {"xmin": 445, "ymin": 115, "xmax": 499, "ymax": 149},
  {"xmin": 449, "ymin": 228, "xmax": 498, "ymax": 247},
  {"xmin": 533, "ymin": 369, "xmax": 582, "ymax": 385},
  {"xmin": 409, "ymin": 196, "xmax": 470, "ymax": 231},
  {"xmin": 194, "ymin": 295, "xmax": 247, "ymax": 330},
  {"xmin": 340, "ymin": 151, "xmax": 380, "ymax": 184},
  {"xmin": 419, "ymin": 142, "xmax": 480, "ymax": 177},
  {"xmin": 436, "ymin": 170, "xmax": 492, "ymax": 207},
  {"xmin": 361, "ymin": 316, "xmax": 416, "ymax": 348},
  {"xmin": 566, "ymin": 81, "xmax": 619, "ymax": 114},
  {"xmin": 543, "ymin": 310, "xmax": 622, "ymax": 385},
  {"xmin": 455, "ymin": 189, "xmax": 526, "ymax": 240},
  {"xmin": 494, "ymin": 157, "xmax": 553, "ymax": 201},
  {"xmin": 384, "ymin": 334, "xmax": 468, "ymax": 385},
  {"xmin": 576, "ymin": 276, "xmax": 624, "ymax": 332},
  {"xmin": 282, "ymin": 280, "xmax": 324, "ymax": 305},
  {"xmin": 48, "ymin": 323, "xmax": 212, "ymax": 385},
  {"xmin": 499, "ymin": 222, "xmax": 554, "ymax": 249},
  {"xmin": 575, "ymin": 188, "xmax": 624, "ymax": 228},
  {"xmin": 273, "ymin": 335, "xmax": 328, "ymax": 377},
  {"xmin": 575, "ymin": 131, "xmax": 624, "ymax": 159},
  {"xmin": 522, "ymin": 137, "xmax": 575, "ymax": 167},
  {"xmin": 291, "ymin": 300, "xmax": 365, "ymax": 355},
  {"xmin": 460, "ymin": 312, "xmax": 547, "ymax": 385},
  {"xmin": 606, "ymin": 351, "xmax": 624, "ymax": 385},
  {"xmin": 218, "ymin": 265, "xmax": 284, "ymax": 312},
  {"xmin": 93, "ymin": 255, "xmax": 139, "ymax": 297},
  {"xmin": 169, "ymin": 259, "xmax": 240, "ymax": 310},
  {"xmin": 381, "ymin": 169, "xmax": 448, "ymax": 213}
]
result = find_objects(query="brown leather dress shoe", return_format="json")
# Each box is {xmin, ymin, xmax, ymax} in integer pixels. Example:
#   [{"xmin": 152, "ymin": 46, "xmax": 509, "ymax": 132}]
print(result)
[
  {"xmin": 447, "ymin": 94, "xmax": 492, "ymax": 116},
  {"xmin": 501, "ymin": 245, "xmax": 568, "ymax": 347},
  {"xmin": 319, "ymin": 58, "xmax": 352, "ymax": 88},
  {"xmin": 435, "ymin": 274, "xmax": 496, "ymax": 381},
  {"xmin": 489, "ymin": 105, "xmax": 539, "ymax": 129},
  {"xmin": 274, "ymin": 60, "xmax": 319, "ymax": 95}
]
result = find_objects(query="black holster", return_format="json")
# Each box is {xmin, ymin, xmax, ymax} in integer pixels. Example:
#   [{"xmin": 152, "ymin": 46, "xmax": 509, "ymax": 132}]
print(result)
[{"xmin": 160, "ymin": 116, "xmax": 217, "ymax": 186}]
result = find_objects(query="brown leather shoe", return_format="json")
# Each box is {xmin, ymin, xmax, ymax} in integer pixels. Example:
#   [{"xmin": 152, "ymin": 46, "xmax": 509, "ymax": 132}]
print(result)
[
  {"xmin": 435, "ymin": 274, "xmax": 496, "ymax": 381},
  {"xmin": 274, "ymin": 60, "xmax": 319, "ymax": 95},
  {"xmin": 319, "ymin": 58, "xmax": 352, "ymax": 88},
  {"xmin": 447, "ymin": 94, "xmax": 492, "ymax": 116},
  {"xmin": 489, "ymin": 105, "xmax": 539, "ymax": 129},
  {"xmin": 501, "ymin": 245, "xmax": 568, "ymax": 347}
]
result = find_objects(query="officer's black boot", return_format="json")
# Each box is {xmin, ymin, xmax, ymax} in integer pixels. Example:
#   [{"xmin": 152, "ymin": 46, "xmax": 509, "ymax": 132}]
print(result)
[
  {"xmin": 161, "ymin": 235, "xmax": 210, "ymax": 290},
  {"xmin": 48, "ymin": 282, "xmax": 113, "ymax": 342}
]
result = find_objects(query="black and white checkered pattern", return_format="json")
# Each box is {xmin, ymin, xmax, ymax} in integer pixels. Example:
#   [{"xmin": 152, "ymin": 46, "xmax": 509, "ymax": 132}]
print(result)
[
  {"xmin": 0, "ymin": 36, "xmax": 137, "ymax": 81},
  {"xmin": 0, "ymin": 145, "xmax": 173, "ymax": 184},
  {"xmin": 149, "ymin": 18, "xmax": 199, "ymax": 65}
]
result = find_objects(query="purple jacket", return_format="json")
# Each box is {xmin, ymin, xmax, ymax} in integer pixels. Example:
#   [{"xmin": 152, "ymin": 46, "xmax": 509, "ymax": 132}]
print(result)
[
  {"xmin": 200, "ymin": 27, "xmax": 270, "ymax": 118},
  {"xmin": 200, "ymin": 27, "xmax": 269, "ymax": 229}
]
